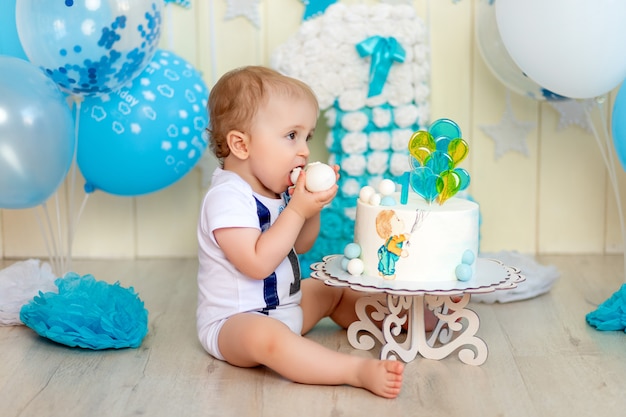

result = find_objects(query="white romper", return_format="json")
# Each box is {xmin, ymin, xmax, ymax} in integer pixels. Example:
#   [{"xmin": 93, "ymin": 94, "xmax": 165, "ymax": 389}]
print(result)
[{"xmin": 196, "ymin": 168, "xmax": 303, "ymax": 360}]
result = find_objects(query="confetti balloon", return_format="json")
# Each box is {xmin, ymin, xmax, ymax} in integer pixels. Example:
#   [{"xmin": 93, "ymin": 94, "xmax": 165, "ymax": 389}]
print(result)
[{"xmin": 16, "ymin": 0, "xmax": 162, "ymax": 97}]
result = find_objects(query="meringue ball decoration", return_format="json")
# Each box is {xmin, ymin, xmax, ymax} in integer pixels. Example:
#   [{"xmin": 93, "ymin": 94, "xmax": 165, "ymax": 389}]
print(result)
[
  {"xmin": 369, "ymin": 193, "xmax": 382, "ymax": 206},
  {"xmin": 291, "ymin": 162, "xmax": 336, "ymax": 192},
  {"xmin": 378, "ymin": 179, "xmax": 396, "ymax": 196},
  {"xmin": 290, "ymin": 167, "xmax": 302, "ymax": 185},
  {"xmin": 358, "ymin": 185, "xmax": 376, "ymax": 203},
  {"xmin": 347, "ymin": 258, "xmax": 365, "ymax": 276}
]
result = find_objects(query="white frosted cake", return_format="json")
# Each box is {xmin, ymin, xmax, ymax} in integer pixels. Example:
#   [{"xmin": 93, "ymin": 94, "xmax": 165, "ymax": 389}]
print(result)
[
  {"xmin": 347, "ymin": 188, "xmax": 479, "ymax": 283},
  {"xmin": 337, "ymin": 118, "xmax": 479, "ymax": 283}
]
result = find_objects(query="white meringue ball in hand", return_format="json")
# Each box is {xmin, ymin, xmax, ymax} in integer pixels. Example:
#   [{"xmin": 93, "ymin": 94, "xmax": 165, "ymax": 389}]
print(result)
[
  {"xmin": 290, "ymin": 167, "xmax": 303, "ymax": 186},
  {"xmin": 293, "ymin": 162, "xmax": 336, "ymax": 192}
]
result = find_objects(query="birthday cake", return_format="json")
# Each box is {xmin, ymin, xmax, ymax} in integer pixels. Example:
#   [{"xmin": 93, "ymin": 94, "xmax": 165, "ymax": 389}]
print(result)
[{"xmin": 339, "ymin": 119, "xmax": 480, "ymax": 283}]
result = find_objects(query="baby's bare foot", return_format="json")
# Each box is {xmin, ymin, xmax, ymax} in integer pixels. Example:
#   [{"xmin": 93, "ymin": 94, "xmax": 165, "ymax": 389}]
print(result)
[{"xmin": 358, "ymin": 359, "xmax": 404, "ymax": 398}]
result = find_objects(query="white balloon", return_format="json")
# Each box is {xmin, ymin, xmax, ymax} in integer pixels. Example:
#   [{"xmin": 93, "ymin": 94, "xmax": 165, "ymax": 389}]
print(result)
[
  {"xmin": 495, "ymin": 0, "xmax": 626, "ymax": 99},
  {"xmin": 475, "ymin": 0, "xmax": 565, "ymax": 101}
]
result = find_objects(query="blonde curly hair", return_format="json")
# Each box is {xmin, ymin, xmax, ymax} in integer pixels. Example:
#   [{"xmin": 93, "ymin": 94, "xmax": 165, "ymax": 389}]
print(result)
[{"xmin": 206, "ymin": 66, "xmax": 319, "ymax": 162}]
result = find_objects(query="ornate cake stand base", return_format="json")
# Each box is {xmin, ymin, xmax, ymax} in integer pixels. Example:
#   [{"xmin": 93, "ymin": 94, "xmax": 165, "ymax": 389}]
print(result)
[
  {"xmin": 348, "ymin": 292, "xmax": 487, "ymax": 365},
  {"xmin": 310, "ymin": 256, "xmax": 525, "ymax": 366}
]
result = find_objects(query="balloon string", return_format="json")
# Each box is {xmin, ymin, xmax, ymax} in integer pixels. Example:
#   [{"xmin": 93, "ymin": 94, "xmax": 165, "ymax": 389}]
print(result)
[
  {"xmin": 52, "ymin": 188, "xmax": 66, "ymax": 274},
  {"xmin": 40, "ymin": 202, "xmax": 62, "ymax": 276},
  {"xmin": 586, "ymin": 99, "xmax": 626, "ymax": 283},
  {"xmin": 70, "ymin": 193, "xmax": 89, "ymax": 240},
  {"xmin": 66, "ymin": 96, "xmax": 83, "ymax": 274},
  {"xmin": 34, "ymin": 204, "xmax": 57, "ymax": 276}
]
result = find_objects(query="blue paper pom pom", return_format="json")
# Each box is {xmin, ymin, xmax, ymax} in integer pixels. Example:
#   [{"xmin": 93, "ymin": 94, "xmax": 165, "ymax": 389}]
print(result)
[
  {"xmin": 586, "ymin": 283, "xmax": 626, "ymax": 332},
  {"xmin": 20, "ymin": 272, "xmax": 149, "ymax": 349}
]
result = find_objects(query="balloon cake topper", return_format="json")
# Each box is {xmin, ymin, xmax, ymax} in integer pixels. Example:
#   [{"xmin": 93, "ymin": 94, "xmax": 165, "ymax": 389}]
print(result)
[{"xmin": 404, "ymin": 118, "xmax": 470, "ymax": 205}]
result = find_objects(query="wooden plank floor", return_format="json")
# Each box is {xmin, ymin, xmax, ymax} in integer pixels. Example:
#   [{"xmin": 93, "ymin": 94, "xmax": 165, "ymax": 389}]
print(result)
[{"xmin": 1, "ymin": 255, "xmax": 625, "ymax": 417}]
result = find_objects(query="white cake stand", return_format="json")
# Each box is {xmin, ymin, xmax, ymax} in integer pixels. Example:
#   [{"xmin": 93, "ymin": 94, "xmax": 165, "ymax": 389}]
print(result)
[{"xmin": 310, "ymin": 255, "xmax": 525, "ymax": 366}]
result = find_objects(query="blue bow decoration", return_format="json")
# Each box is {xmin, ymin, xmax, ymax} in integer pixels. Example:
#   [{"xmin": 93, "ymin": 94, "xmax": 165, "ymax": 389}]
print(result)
[
  {"xmin": 164, "ymin": 0, "xmax": 191, "ymax": 7},
  {"xmin": 356, "ymin": 36, "xmax": 406, "ymax": 98}
]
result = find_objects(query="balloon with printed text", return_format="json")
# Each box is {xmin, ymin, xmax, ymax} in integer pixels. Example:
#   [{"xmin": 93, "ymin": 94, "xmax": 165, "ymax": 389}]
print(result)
[{"xmin": 77, "ymin": 50, "xmax": 209, "ymax": 196}]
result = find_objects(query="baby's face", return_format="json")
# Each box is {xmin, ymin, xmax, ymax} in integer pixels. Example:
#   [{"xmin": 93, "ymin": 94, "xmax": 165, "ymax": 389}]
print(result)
[{"xmin": 246, "ymin": 93, "xmax": 317, "ymax": 198}]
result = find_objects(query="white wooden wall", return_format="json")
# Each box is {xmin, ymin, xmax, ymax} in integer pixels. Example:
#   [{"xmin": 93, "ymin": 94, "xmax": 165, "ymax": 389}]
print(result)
[{"xmin": 1, "ymin": 0, "xmax": 625, "ymax": 261}]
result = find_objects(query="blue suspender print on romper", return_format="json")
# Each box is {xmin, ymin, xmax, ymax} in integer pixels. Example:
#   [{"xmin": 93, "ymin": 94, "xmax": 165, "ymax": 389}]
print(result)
[{"xmin": 254, "ymin": 197, "xmax": 301, "ymax": 315}]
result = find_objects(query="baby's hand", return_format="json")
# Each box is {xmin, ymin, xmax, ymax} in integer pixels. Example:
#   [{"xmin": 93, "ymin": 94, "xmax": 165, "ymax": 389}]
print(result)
[{"xmin": 288, "ymin": 169, "xmax": 338, "ymax": 220}]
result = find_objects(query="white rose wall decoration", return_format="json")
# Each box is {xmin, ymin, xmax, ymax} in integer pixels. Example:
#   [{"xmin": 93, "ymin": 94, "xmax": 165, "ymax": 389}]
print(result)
[{"xmin": 272, "ymin": 3, "xmax": 431, "ymax": 271}]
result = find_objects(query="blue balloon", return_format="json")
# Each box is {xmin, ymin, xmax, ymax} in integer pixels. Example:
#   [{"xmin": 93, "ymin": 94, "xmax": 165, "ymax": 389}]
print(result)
[
  {"xmin": 0, "ymin": 56, "xmax": 75, "ymax": 209},
  {"xmin": 77, "ymin": 49, "xmax": 209, "ymax": 196},
  {"xmin": 0, "ymin": 0, "xmax": 28, "ymax": 59},
  {"xmin": 428, "ymin": 118, "xmax": 461, "ymax": 141},
  {"xmin": 612, "ymin": 83, "xmax": 626, "ymax": 171},
  {"xmin": 410, "ymin": 166, "xmax": 438, "ymax": 203},
  {"xmin": 15, "ymin": 0, "xmax": 162, "ymax": 97},
  {"xmin": 454, "ymin": 167, "xmax": 471, "ymax": 191},
  {"xmin": 424, "ymin": 151, "xmax": 453, "ymax": 175}
]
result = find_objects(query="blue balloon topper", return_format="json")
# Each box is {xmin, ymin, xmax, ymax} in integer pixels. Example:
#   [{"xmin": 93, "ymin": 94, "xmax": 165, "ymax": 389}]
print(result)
[
  {"xmin": 406, "ymin": 118, "xmax": 471, "ymax": 204},
  {"xmin": 409, "ymin": 167, "xmax": 439, "ymax": 203},
  {"xmin": 428, "ymin": 118, "xmax": 461, "ymax": 141},
  {"xmin": 425, "ymin": 151, "xmax": 453, "ymax": 175}
]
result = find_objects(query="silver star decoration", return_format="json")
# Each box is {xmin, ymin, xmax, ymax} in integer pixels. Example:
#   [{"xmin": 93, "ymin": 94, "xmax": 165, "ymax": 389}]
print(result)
[
  {"xmin": 224, "ymin": 0, "xmax": 260, "ymax": 28},
  {"xmin": 549, "ymin": 99, "xmax": 595, "ymax": 133},
  {"xmin": 480, "ymin": 92, "xmax": 535, "ymax": 160}
]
